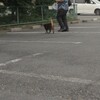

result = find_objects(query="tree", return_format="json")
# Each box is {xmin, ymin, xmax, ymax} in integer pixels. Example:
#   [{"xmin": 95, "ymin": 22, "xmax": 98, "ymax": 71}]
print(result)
[
  {"xmin": 0, "ymin": 0, "xmax": 55, "ymax": 23},
  {"xmin": 0, "ymin": 0, "xmax": 33, "ymax": 6},
  {"xmin": 34, "ymin": 0, "xmax": 55, "ymax": 17},
  {"xmin": 35, "ymin": 0, "xmax": 55, "ymax": 5},
  {"xmin": 0, "ymin": 0, "xmax": 33, "ymax": 15},
  {"xmin": 0, "ymin": 0, "xmax": 33, "ymax": 21}
]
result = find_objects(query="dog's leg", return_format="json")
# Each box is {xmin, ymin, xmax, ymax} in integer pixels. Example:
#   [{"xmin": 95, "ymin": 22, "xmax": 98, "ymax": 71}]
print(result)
[
  {"xmin": 52, "ymin": 25, "xmax": 54, "ymax": 34},
  {"xmin": 51, "ymin": 18, "xmax": 54, "ymax": 34}
]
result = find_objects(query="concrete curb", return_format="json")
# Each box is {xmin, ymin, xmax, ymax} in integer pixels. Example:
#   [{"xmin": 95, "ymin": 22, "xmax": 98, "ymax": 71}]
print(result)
[
  {"xmin": 10, "ymin": 27, "xmax": 22, "ymax": 32},
  {"xmin": 1, "ymin": 18, "xmax": 99, "ymax": 32},
  {"xmin": 10, "ymin": 25, "xmax": 42, "ymax": 32},
  {"xmin": 9, "ymin": 21, "xmax": 80, "ymax": 32},
  {"xmin": 32, "ymin": 25, "xmax": 41, "ymax": 29}
]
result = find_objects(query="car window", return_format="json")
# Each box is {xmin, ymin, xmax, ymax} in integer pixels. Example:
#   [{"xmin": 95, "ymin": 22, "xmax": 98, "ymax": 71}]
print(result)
[
  {"xmin": 85, "ymin": 0, "xmax": 91, "ymax": 3},
  {"xmin": 91, "ymin": 1, "xmax": 96, "ymax": 4}
]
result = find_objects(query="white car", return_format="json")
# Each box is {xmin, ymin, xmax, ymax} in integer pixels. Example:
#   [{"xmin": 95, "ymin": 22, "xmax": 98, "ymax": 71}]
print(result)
[{"xmin": 69, "ymin": 0, "xmax": 100, "ymax": 15}]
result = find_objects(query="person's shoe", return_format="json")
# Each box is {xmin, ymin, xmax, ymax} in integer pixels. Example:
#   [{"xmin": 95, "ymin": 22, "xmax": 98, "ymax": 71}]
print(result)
[
  {"xmin": 58, "ymin": 28, "xmax": 69, "ymax": 32},
  {"xmin": 62, "ymin": 29, "xmax": 69, "ymax": 32}
]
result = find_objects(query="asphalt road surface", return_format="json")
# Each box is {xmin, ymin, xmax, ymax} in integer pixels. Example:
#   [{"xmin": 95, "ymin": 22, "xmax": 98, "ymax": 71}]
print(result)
[{"xmin": 0, "ymin": 19, "xmax": 100, "ymax": 100}]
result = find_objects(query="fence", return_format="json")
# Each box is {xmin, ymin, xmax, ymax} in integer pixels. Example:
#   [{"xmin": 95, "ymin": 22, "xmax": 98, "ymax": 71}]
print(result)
[{"xmin": 0, "ymin": 5, "xmax": 77, "ymax": 26}]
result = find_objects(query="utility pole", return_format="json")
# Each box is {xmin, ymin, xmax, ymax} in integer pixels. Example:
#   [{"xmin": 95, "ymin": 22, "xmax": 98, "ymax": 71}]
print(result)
[{"xmin": 73, "ymin": 0, "xmax": 77, "ymax": 19}]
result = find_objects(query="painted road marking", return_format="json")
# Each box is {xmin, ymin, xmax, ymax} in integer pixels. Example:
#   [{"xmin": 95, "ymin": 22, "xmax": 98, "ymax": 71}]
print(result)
[
  {"xmin": 7, "ymin": 32, "xmax": 45, "ymax": 34},
  {"xmin": 0, "ymin": 69, "xmax": 99, "ymax": 85},
  {"xmin": 7, "ymin": 31, "xmax": 100, "ymax": 34},
  {"xmin": 5, "ymin": 58, "xmax": 22, "ymax": 65},
  {"xmin": 0, "ymin": 63, "xmax": 6, "ymax": 66},
  {"xmin": 0, "ymin": 58, "xmax": 22, "ymax": 67},
  {"xmin": 32, "ymin": 53, "xmax": 44, "ymax": 56},
  {"xmin": 70, "ymin": 26, "xmax": 100, "ymax": 28},
  {"xmin": 0, "ymin": 52, "xmax": 45, "ymax": 67},
  {"xmin": 0, "ymin": 40, "xmax": 82, "ymax": 44},
  {"xmin": 5, "ymin": 31, "xmax": 85, "ymax": 34}
]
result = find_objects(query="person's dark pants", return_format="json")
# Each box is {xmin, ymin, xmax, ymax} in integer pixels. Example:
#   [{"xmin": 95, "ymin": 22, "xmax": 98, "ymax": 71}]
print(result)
[{"xmin": 57, "ymin": 9, "xmax": 68, "ymax": 31}]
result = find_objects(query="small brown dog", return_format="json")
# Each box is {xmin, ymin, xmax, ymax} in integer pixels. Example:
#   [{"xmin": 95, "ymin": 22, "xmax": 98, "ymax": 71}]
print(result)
[{"xmin": 43, "ymin": 18, "xmax": 54, "ymax": 34}]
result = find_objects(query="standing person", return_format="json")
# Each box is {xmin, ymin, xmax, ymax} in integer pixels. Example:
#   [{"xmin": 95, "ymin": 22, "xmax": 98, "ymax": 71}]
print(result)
[{"xmin": 56, "ymin": 0, "xmax": 69, "ymax": 32}]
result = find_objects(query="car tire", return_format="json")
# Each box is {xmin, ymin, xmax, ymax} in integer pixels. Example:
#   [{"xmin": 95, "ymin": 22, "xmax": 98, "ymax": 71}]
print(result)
[
  {"xmin": 94, "ymin": 9, "xmax": 100, "ymax": 15},
  {"xmin": 69, "ymin": 9, "xmax": 74, "ymax": 14}
]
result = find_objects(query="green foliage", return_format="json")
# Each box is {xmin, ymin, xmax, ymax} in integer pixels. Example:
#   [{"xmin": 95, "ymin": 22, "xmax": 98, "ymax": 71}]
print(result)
[
  {"xmin": 35, "ymin": 0, "xmax": 55, "ymax": 5},
  {"xmin": 0, "ymin": 6, "xmax": 6, "ymax": 14},
  {"xmin": 0, "ymin": 0, "xmax": 59, "ymax": 25},
  {"xmin": 0, "ymin": 0, "xmax": 33, "ymax": 7},
  {"xmin": 0, "ymin": 0, "xmax": 33, "ymax": 15}
]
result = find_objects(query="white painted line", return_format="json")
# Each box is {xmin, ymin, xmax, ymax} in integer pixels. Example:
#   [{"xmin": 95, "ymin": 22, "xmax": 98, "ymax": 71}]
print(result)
[
  {"xmin": 30, "ymin": 41, "xmax": 82, "ymax": 44},
  {"xmin": 71, "ymin": 32, "xmax": 100, "ymax": 34},
  {"xmin": 70, "ymin": 26, "xmax": 100, "ymax": 28},
  {"xmin": 55, "ymin": 31, "xmax": 100, "ymax": 34},
  {"xmin": 0, "ymin": 40, "xmax": 82, "ymax": 44},
  {"xmin": 33, "ymin": 53, "xmax": 44, "ymax": 56},
  {"xmin": 0, "ymin": 58, "xmax": 22, "ymax": 67},
  {"xmin": 6, "ymin": 31, "xmax": 100, "ymax": 35},
  {"xmin": 0, "ymin": 63, "xmax": 6, "ymax": 66},
  {"xmin": 0, "ymin": 52, "xmax": 45, "ymax": 67},
  {"xmin": 7, "ymin": 32, "xmax": 45, "ymax": 34},
  {"xmin": 71, "ymin": 42, "xmax": 82, "ymax": 44},
  {"xmin": 10, "ymin": 59, "xmax": 22, "ymax": 63},
  {"xmin": 6, "ymin": 58, "xmax": 22, "ymax": 64},
  {"xmin": 0, "ymin": 69, "xmax": 98, "ymax": 85}
]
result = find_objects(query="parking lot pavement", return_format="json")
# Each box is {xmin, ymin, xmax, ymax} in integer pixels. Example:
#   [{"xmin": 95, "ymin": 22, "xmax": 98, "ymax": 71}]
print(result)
[{"xmin": 1, "ymin": 19, "xmax": 100, "ymax": 100}]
